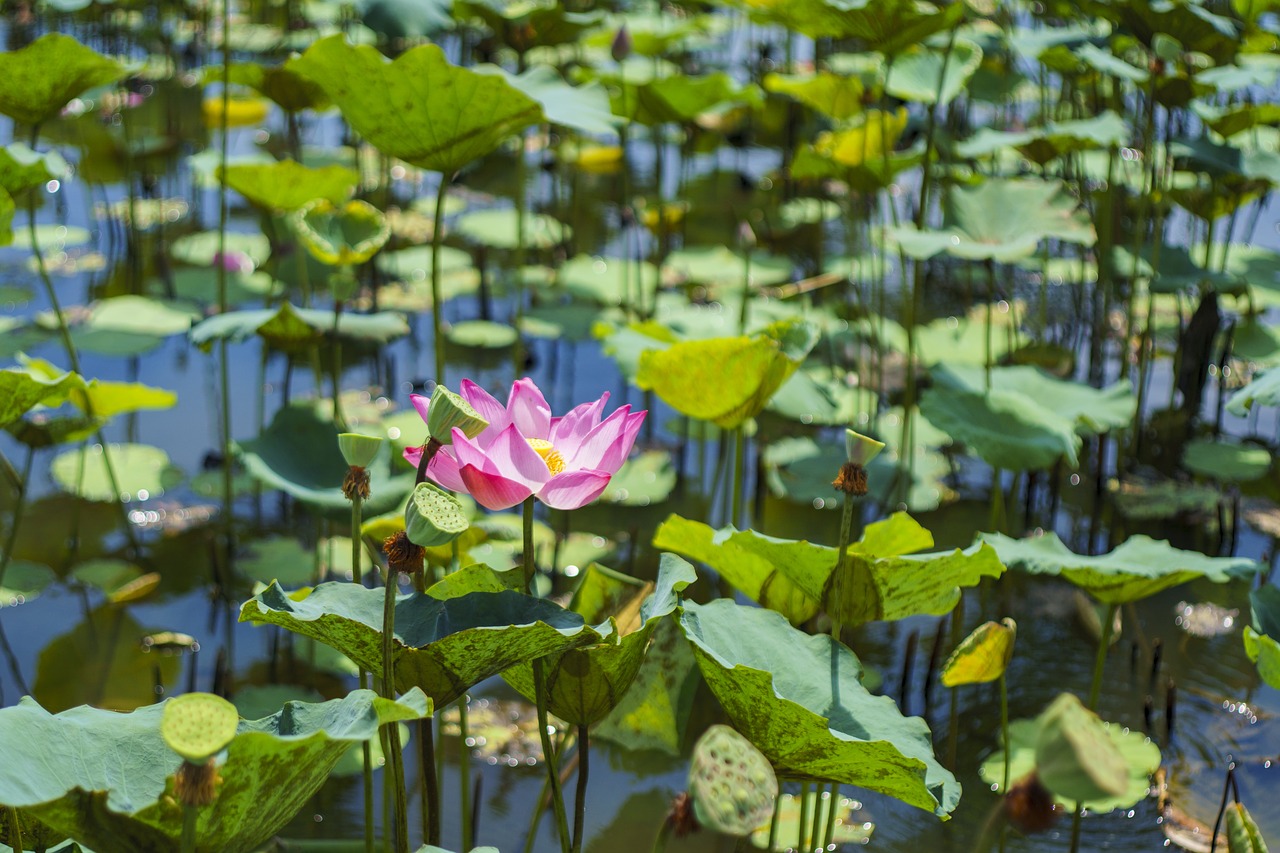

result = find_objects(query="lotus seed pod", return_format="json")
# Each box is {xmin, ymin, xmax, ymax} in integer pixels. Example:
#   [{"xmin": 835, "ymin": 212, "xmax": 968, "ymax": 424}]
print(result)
[
  {"xmin": 161, "ymin": 693, "xmax": 239, "ymax": 765},
  {"xmin": 426, "ymin": 385, "xmax": 488, "ymax": 446},
  {"xmin": 404, "ymin": 481, "xmax": 469, "ymax": 548},
  {"xmin": 688, "ymin": 725, "xmax": 777, "ymax": 837},
  {"xmin": 1033, "ymin": 693, "xmax": 1127, "ymax": 803},
  {"xmin": 339, "ymin": 432, "xmax": 383, "ymax": 468},
  {"xmin": 845, "ymin": 429, "xmax": 885, "ymax": 466}
]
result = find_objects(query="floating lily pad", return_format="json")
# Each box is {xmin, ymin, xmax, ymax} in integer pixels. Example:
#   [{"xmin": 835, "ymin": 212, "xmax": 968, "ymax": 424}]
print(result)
[
  {"xmin": 455, "ymin": 208, "xmax": 570, "ymax": 250},
  {"xmin": 0, "ymin": 689, "xmax": 429, "ymax": 853},
  {"xmin": 235, "ymin": 404, "xmax": 413, "ymax": 513},
  {"xmin": 221, "ymin": 161, "xmax": 358, "ymax": 212},
  {"xmin": 558, "ymin": 255, "xmax": 661, "ymax": 308},
  {"xmin": 932, "ymin": 365, "xmax": 1135, "ymax": 436},
  {"xmin": 7, "ymin": 224, "xmax": 92, "ymax": 252},
  {"xmin": 982, "ymin": 531, "xmax": 1260, "ymax": 604},
  {"xmin": 445, "ymin": 320, "xmax": 519, "ymax": 349},
  {"xmin": 680, "ymin": 599, "xmax": 959, "ymax": 816},
  {"xmin": 50, "ymin": 443, "xmax": 182, "ymax": 503},
  {"xmin": 0, "ymin": 559, "xmax": 56, "ymax": 606},
  {"xmin": 241, "ymin": 581, "xmax": 603, "ymax": 708},
  {"xmin": 190, "ymin": 303, "xmax": 410, "ymax": 351},
  {"xmin": 920, "ymin": 384, "xmax": 1082, "ymax": 471},
  {"xmin": 146, "ymin": 268, "xmax": 280, "ymax": 307},
  {"xmin": 170, "ymin": 230, "xmax": 271, "ymax": 267},
  {"xmin": 1182, "ymin": 438, "xmax": 1271, "ymax": 483}
]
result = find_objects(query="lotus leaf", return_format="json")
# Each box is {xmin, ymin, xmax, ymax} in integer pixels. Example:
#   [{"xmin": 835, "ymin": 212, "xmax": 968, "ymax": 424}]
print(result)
[
  {"xmin": 1229, "ymin": 369, "xmax": 1280, "ymax": 415},
  {"xmin": 886, "ymin": 39, "xmax": 982, "ymax": 105},
  {"xmin": 502, "ymin": 556, "xmax": 694, "ymax": 726},
  {"xmin": 593, "ymin": 616, "xmax": 698, "ymax": 757},
  {"xmin": 290, "ymin": 37, "xmax": 541, "ymax": 175},
  {"xmin": 50, "ymin": 443, "xmax": 182, "ymax": 503},
  {"xmin": 941, "ymin": 618, "xmax": 1016, "ymax": 687},
  {"xmin": 636, "ymin": 321, "xmax": 816, "ymax": 428},
  {"xmin": 920, "ymin": 384, "xmax": 1082, "ymax": 470},
  {"xmin": 446, "ymin": 320, "xmax": 519, "ymax": 350},
  {"xmin": 0, "ymin": 144, "xmax": 70, "ymax": 196},
  {"xmin": 241, "ymin": 581, "xmax": 603, "ymax": 708},
  {"xmin": 147, "ymin": 268, "xmax": 280, "ymax": 307},
  {"xmin": 220, "ymin": 60, "xmax": 331, "ymax": 113},
  {"xmin": 170, "ymin": 230, "xmax": 270, "ymax": 267},
  {"xmin": 654, "ymin": 513, "xmax": 1003, "ymax": 627},
  {"xmin": 1244, "ymin": 585, "xmax": 1280, "ymax": 689},
  {"xmin": 932, "ymin": 365, "xmax": 1136, "ymax": 436},
  {"xmin": 663, "ymin": 244, "xmax": 792, "ymax": 292},
  {"xmin": 500, "ymin": 65, "xmax": 618, "ymax": 137},
  {"xmin": 680, "ymin": 599, "xmax": 959, "ymax": 816},
  {"xmin": 763, "ymin": 71, "xmax": 867, "ymax": 121},
  {"xmin": 0, "ymin": 34, "xmax": 127, "ymax": 125},
  {"xmin": 1226, "ymin": 802, "xmax": 1268, "ymax": 852},
  {"xmin": 235, "ymin": 404, "xmax": 413, "ymax": 513},
  {"xmin": 805, "ymin": 109, "xmax": 910, "ymax": 169},
  {"xmin": 455, "ymin": 208, "xmax": 570, "ymax": 250},
  {"xmin": 1181, "ymin": 438, "xmax": 1271, "ymax": 483},
  {"xmin": 239, "ymin": 537, "xmax": 317, "ymax": 588},
  {"xmin": 981, "ymin": 531, "xmax": 1260, "ymax": 604},
  {"xmin": 729, "ymin": 0, "xmax": 963, "ymax": 53},
  {"xmin": 0, "ymin": 689, "xmax": 429, "ymax": 853},
  {"xmin": 558, "ymin": 255, "xmax": 661, "ymax": 308},
  {"xmin": 294, "ymin": 199, "xmax": 390, "ymax": 267},
  {"xmin": 189, "ymin": 303, "xmax": 410, "ymax": 351},
  {"xmin": 221, "ymin": 161, "xmax": 358, "ymax": 212},
  {"xmin": 891, "ymin": 178, "xmax": 1095, "ymax": 262},
  {"xmin": 0, "ymin": 559, "xmax": 56, "ymax": 606},
  {"xmin": 0, "ymin": 364, "xmax": 84, "ymax": 426},
  {"xmin": 978, "ymin": 714, "xmax": 1161, "ymax": 812}
]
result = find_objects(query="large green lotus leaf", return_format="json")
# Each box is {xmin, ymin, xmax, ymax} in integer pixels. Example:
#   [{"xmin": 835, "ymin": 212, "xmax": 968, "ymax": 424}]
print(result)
[
  {"xmin": 0, "ymin": 34, "xmax": 127, "ymax": 125},
  {"xmin": 0, "ymin": 688, "xmax": 429, "ymax": 853},
  {"xmin": 981, "ymin": 531, "xmax": 1260, "ymax": 604},
  {"xmin": 220, "ymin": 59, "xmax": 331, "ymax": 113},
  {"xmin": 885, "ymin": 38, "xmax": 982, "ymax": 105},
  {"xmin": 77, "ymin": 380, "xmax": 177, "ymax": 420},
  {"xmin": 978, "ymin": 717, "xmax": 1161, "ymax": 813},
  {"xmin": 189, "ymin": 303, "xmax": 409, "ymax": 351},
  {"xmin": 503, "ymin": 556, "xmax": 696, "ymax": 726},
  {"xmin": 956, "ymin": 112, "xmax": 1128, "ymax": 163},
  {"xmin": 653, "ymin": 514, "xmax": 818, "ymax": 625},
  {"xmin": 32, "ymin": 606, "xmax": 182, "ymax": 713},
  {"xmin": 593, "ymin": 616, "xmax": 699, "ymax": 756},
  {"xmin": 235, "ymin": 404, "xmax": 413, "ymax": 512},
  {"xmin": 82, "ymin": 296, "xmax": 199, "ymax": 339},
  {"xmin": 455, "ymin": 208, "xmax": 570, "ymax": 250},
  {"xmin": 728, "ymin": 0, "xmax": 962, "ymax": 52},
  {"xmin": 0, "ymin": 364, "xmax": 84, "ymax": 426},
  {"xmin": 763, "ymin": 71, "xmax": 867, "ymax": 121},
  {"xmin": 221, "ymin": 161, "xmax": 358, "ymax": 212},
  {"xmin": 290, "ymin": 36, "xmax": 540, "ymax": 175},
  {"xmin": 920, "ymin": 385, "xmax": 1082, "ymax": 470},
  {"xmin": 241, "ymin": 581, "xmax": 603, "ymax": 708},
  {"xmin": 500, "ymin": 65, "xmax": 618, "ymax": 137},
  {"xmin": 636, "ymin": 322, "xmax": 816, "ymax": 428},
  {"xmin": 680, "ymin": 599, "xmax": 959, "ymax": 817},
  {"xmin": 932, "ymin": 365, "xmax": 1135, "ymax": 436},
  {"xmin": 1182, "ymin": 438, "xmax": 1271, "ymax": 483},
  {"xmin": 891, "ymin": 178, "xmax": 1095, "ymax": 262},
  {"xmin": 50, "ymin": 443, "xmax": 183, "ymax": 502},
  {"xmin": 357, "ymin": 0, "xmax": 454, "ymax": 40},
  {"xmin": 1244, "ymin": 585, "xmax": 1280, "ymax": 689},
  {"xmin": 0, "ymin": 144, "xmax": 70, "ymax": 196}
]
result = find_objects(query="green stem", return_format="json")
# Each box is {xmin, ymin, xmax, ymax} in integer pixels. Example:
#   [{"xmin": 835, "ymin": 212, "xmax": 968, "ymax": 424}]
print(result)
[
  {"xmin": 0, "ymin": 447, "xmax": 35, "ymax": 592},
  {"xmin": 459, "ymin": 698, "xmax": 472, "ymax": 850},
  {"xmin": 351, "ymin": 496, "xmax": 374, "ymax": 853},
  {"xmin": 420, "ymin": 716, "xmax": 440, "ymax": 846},
  {"xmin": 999, "ymin": 674, "xmax": 1009, "ymax": 853},
  {"xmin": 797, "ymin": 781, "xmax": 811, "ymax": 850},
  {"xmin": 830, "ymin": 484, "xmax": 858, "ymax": 645},
  {"xmin": 217, "ymin": 0, "xmax": 235, "ymax": 588},
  {"xmin": 1088, "ymin": 603, "xmax": 1118, "ymax": 710},
  {"xmin": 651, "ymin": 818, "xmax": 673, "ymax": 853},
  {"xmin": 822, "ymin": 784, "xmax": 839, "ymax": 848},
  {"xmin": 381, "ymin": 570, "xmax": 408, "ymax": 853},
  {"xmin": 572, "ymin": 724, "xmax": 589, "ymax": 853},
  {"xmin": 180, "ymin": 803, "xmax": 198, "ymax": 853},
  {"xmin": 523, "ymin": 497, "xmax": 536, "ymax": 595},
  {"xmin": 8, "ymin": 807, "xmax": 24, "ymax": 853},
  {"xmin": 738, "ymin": 241, "xmax": 752, "ymax": 333},
  {"xmin": 766, "ymin": 793, "xmax": 782, "ymax": 853},
  {"xmin": 431, "ymin": 174, "xmax": 451, "ymax": 384},
  {"xmin": 730, "ymin": 427, "xmax": 745, "ymax": 529}
]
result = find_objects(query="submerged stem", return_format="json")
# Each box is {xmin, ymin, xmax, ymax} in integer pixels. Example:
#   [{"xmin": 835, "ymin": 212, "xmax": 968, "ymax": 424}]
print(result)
[{"xmin": 572, "ymin": 724, "xmax": 589, "ymax": 853}]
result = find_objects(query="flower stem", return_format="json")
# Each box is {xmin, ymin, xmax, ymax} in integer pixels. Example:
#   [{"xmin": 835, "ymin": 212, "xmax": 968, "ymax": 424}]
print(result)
[
  {"xmin": 420, "ymin": 716, "xmax": 440, "ymax": 846},
  {"xmin": 431, "ymin": 174, "xmax": 450, "ymax": 384},
  {"xmin": 459, "ymin": 698, "xmax": 472, "ymax": 850},
  {"xmin": 351, "ymin": 495, "xmax": 374, "ymax": 853},
  {"xmin": 572, "ymin": 724, "xmax": 589, "ymax": 853},
  {"xmin": 381, "ymin": 570, "xmax": 408, "ymax": 853},
  {"xmin": 0, "ymin": 446, "xmax": 34, "ymax": 593},
  {"xmin": 180, "ymin": 803, "xmax": 198, "ymax": 853},
  {"xmin": 730, "ymin": 426, "xmax": 745, "ymax": 529},
  {"xmin": 999, "ymin": 674, "xmax": 1009, "ymax": 853},
  {"xmin": 1088, "ymin": 603, "xmax": 1118, "ymax": 709},
  {"xmin": 7, "ymin": 807, "xmax": 24, "ymax": 853},
  {"xmin": 523, "ymin": 497, "xmax": 536, "ymax": 595}
]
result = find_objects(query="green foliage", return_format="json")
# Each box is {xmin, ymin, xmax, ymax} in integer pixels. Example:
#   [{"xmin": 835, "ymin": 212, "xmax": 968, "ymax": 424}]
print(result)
[{"xmin": 0, "ymin": 34, "xmax": 127, "ymax": 125}]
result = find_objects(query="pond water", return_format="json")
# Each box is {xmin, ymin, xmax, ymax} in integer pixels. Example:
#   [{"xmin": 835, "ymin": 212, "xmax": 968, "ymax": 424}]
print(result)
[{"xmin": 2, "ymin": 5, "xmax": 1280, "ymax": 853}]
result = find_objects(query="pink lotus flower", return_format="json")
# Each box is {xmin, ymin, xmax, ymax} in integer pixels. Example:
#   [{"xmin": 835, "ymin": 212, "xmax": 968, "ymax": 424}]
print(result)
[{"xmin": 404, "ymin": 378, "xmax": 646, "ymax": 511}]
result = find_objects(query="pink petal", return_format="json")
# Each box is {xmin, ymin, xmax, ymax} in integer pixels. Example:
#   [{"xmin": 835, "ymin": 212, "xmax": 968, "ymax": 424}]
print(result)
[
  {"xmin": 549, "ymin": 393, "xmax": 609, "ymax": 447},
  {"xmin": 403, "ymin": 444, "xmax": 423, "ymax": 469},
  {"xmin": 409, "ymin": 393, "xmax": 431, "ymax": 424},
  {"xmin": 458, "ymin": 464, "xmax": 535, "ymax": 510},
  {"xmin": 537, "ymin": 469, "xmax": 612, "ymax": 510},
  {"xmin": 605, "ymin": 410, "xmax": 646, "ymax": 470},
  {"xmin": 507, "ymin": 377, "xmax": 552, "ymax": 439},
  {"xmin": 564, "ymin": 405, "xmax": 632, "ymax": 471},
  {"xmin": 426, "ymin": 448, "xmax": 466, "ymax": 492},
  {"xmin": 452, "ymin": 424, "xmax": 548, "ymax": 490},
  {"xmin": 460, "ymin": 379, "xmax": 510, "ymax": 433}
]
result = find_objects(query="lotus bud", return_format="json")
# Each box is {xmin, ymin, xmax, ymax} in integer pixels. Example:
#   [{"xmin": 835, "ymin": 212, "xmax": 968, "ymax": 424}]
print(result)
[
  {"xmin": 426, "ymin": 385, "xmax": 488, "ymax": 446},
  {"xmin": 834, "ymin": 429, "xmax": 885, "ymax": 497},
  {"xmin": 404, "ymin": 481, "xmax": 469, "ymax": 548},
  {"xmin": 737, "ymin": 220, "xmax": 756, "ymax": 249},
  {"xmin": 161, "ymin": 693, "xmax": 239, "ymax": 808},
  {"xmin": 611, "ymin": 25, "xmax": 631, "ymax": 63}
]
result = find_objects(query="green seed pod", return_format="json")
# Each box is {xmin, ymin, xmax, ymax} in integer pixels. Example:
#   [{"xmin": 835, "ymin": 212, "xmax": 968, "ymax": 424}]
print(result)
[
  {"xmin": 161, "ymin": 693, "xmax": 239, "ymax": 765},
  {"xmin": 688, "ymin": 725, "xmax": 777, "ymax": 837},
  {"xmin": 338, "ymin": 432, "xmax": 383, "ymax": 468},
  {"xmin": 845, "ymin": 429, "xmax": 885, "ymax": 466},
  {"xmin": 1033, "ymin": 693, "xmax": 1127, "ymax": 803},
  {"xmin": 427, "ymin": 385, "xmax": 488, "ymax": 445},
  {"xmin": 404, "ymin": 482, "xmax": 469, "ymax": 548}
]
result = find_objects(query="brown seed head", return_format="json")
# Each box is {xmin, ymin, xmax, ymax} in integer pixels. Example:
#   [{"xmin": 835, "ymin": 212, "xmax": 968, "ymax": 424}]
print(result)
[
  {"xmin": 342, "ymin": 465, "xmax": 371, "ymax": 502},
  {"xmin": 667, "ymin": 791, "xmax": 699, "ymax": 838},
  {"xmin": 383, "ymin": 530, "xmax": 424, "ymax": 574},
  {"xmin": 833, "ymin": 461, "xmax": 868, "ymax": 496},
  {"xmin": 174, "ymin": 760, "xmax": 222, "ymax": 808},
  {"xmin": 1003, "ymin": 773, "xmax": 1059, "ymax": 834}
]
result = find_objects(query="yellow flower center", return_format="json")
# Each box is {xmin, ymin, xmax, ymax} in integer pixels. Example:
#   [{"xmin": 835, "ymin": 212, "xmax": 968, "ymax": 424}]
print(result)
[{"xmin": 526, "ymin": 439, "xmax": 566, "ymax": 476}]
